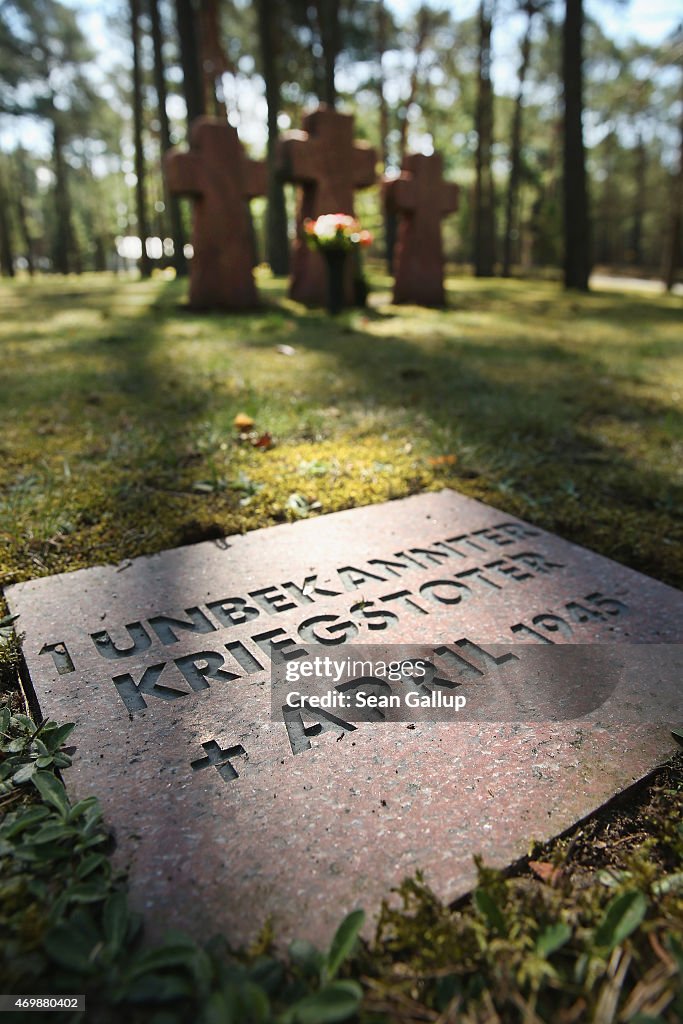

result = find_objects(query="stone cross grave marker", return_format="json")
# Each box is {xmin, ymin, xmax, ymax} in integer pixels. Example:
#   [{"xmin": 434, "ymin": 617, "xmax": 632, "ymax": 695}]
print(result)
[
  {"xmin": 384, "ymin": 153, "xmax": 459, "ymax": 307},
  {"xmin": 278, "ymin": 106, "xmax": 376, "ymax": 306},
  {"xmin": 164, "ymin": 117, "xmax": 265, "ymax": 309},
  {"xmin": 5, "ymin": 490, "xmax": 683, "ymax": 948}
]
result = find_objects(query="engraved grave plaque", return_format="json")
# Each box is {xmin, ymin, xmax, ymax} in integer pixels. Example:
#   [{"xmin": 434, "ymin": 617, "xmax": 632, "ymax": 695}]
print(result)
[{"xmin": 5, "ymin": 490, "xmax": 683, "ymax": 946}]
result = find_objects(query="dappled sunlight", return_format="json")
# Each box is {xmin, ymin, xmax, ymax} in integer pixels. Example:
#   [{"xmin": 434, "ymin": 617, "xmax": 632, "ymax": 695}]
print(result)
[{"xmin": 1, "ymin": 274, "xmax": 682, "ymax": 595}]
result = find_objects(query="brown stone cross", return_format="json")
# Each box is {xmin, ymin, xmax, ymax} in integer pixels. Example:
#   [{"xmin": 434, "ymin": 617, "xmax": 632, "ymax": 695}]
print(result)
[
  {"xmin": 278, "ymin": 106, "xmax": 376, "ymax": 306},
  {"xmin": 164, "ymin": 117, "xmax": 266, "ymax": 309},
  {"xmin": 383, "ymin": 152, "xmax": 459, "ymax": 307}
]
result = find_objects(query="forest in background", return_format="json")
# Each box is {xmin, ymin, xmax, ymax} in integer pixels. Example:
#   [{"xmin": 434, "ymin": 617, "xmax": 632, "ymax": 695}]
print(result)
[{"xmin": 0, "ymin": 0, "xmax": 681, "ymax": 292}]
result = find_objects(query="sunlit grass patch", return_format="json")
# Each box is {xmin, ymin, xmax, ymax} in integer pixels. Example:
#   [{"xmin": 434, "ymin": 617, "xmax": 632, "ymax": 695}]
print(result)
[{"xmin": 0, "ymin": 272, "xmax": 681, "ymax": 594}]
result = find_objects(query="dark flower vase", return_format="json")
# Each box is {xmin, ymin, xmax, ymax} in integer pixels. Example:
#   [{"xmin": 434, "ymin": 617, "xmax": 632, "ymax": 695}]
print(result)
[{"xmin": 323, "ymin": 248, "xmax": 347, "ymax": 315}]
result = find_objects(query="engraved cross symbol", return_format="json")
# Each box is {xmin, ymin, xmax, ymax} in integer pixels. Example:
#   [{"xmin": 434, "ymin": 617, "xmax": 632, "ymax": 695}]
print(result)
[{"xmin": 191, "ymin": 740, "xmax": 247, "ymax": 783}]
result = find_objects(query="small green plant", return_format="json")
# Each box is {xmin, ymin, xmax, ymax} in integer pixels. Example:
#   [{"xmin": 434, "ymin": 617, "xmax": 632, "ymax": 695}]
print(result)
[
  {"xmin": 363, "ymin": 789, "xmax": 683, "ymax": 1023},
  {"xmin": 0, "ymin": 709, "xmax": 74, "ymax": 792},
  {"xmin": 0, "ymin": 614, "xmax": 24, "ymax": 690},
  {"xmin": 593, "ymin": 889, "xmax": 648, "ymax": 952},
  {"xmin": 1, "ymin": 703, "xmax": 365, "ymax": 1022}
]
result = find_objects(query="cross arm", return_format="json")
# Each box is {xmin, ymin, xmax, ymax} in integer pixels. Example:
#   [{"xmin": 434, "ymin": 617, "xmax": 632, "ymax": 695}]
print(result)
[
  {"xmin": 352, "ymin": 143, "xmax": 377, "ymax": 189},
  {"xmin": 164, "ymin": 149, "xmax": 204, "ymax": 197},
  {"xmin": 277, "ymin": 131, "xmax": 318, "ymax": 183},
  {"xmin": 244, "ymin": 159, "xmax": 267, "ymax": 199},
  {"xmin": 383, "ymin": 173, "xmax": 416, "ymax": 213}
]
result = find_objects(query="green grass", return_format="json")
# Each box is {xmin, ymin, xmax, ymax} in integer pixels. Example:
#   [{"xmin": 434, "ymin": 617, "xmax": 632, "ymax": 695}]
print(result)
[
  {"xmin": 1, "ymin": 269, "xmax": 682, "ymax": 591},
  {"xmin": 1, "ymin": 269, "xmax": 682, "ymax": 1022}
]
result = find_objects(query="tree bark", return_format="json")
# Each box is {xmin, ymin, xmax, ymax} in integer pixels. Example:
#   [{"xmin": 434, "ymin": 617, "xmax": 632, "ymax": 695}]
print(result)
[
  {"xmin": 597, "ymin": 129, "xmax": 616, "ymax": 265},
  {"xmin": 13, "ymin": 148, "xmax": 34, "ymax": 275},
  {"xmin": 562, "ymin": 0, "xmax": 590, "ymax": 290},
  {"xmin": 316, "ymin": 0, "xmax": 340, "ymax": 107},
  {"xmin": 51, "ymin": 115, "xmax": 77, "ymax": 274},
  {"xmin": 398, "ymin": 9, "xmax": 429, "ymax": 163},
  {"xmin": 150, "ymin": 0, "xmax": 187, "ymax": 276},
  {"xmin": 175, "ymin": 0, "xmax": 205, "ymax": 127},
  {"xmin": 131, "ymin": 0, "xmax": 152, "ymax": 278},
  {"xmin": 199, "ymin": 0, "xmax": 229, "ymax": 119},
  {"xmin": 377, "ymin": 0, "xmax": 390, "ymax": 171},
  {"xmin": 631, "ymin": 132, "xmax": 646, "ymax": 267},
  {"xmin": 0, "ymin": 160, "xmax": 15, "ymax": 277},
  {"xmin": 663, "ymin": 71, "xmax": 683, "ymax": 292},
  {"xmin": 474, "ymin": 0, "xmax": 496, "ymax": 277},
  {"xmin": 393, "ymin": 7, "xmax": 430, "ymax": 273},
  {"xmin": 257, "ymin": 0, "xmax": 289, "ymax": 275},
  {"xmin": 81, "ymin": 153, "xmax": 110, "ymax": 273},
  {"xmin": 377, "ymin": 0, "xmax": 395, "ymax": 269},
  {"xmin": 502, "ymin": 6, "xmax": 533, "ymax": 277}
]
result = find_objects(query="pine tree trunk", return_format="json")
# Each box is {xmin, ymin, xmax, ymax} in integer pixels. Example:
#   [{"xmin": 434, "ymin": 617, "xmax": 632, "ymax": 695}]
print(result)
[
  {"xmin": 631, "ymin": 133, "xmax": 646, "ymax": 267},
  {"xmin": 474, "ymin": 0, "xmax": 496, "ymax": 277},
  {"xmin": 257, "ymin": 0, "xmax": 289, "ymax": 275},
  {"xmin": 175, "ymin": 0, "xmax": 205, "ymax": 126},
  {"xmin": 398, "ymin": 9, "xmax": 430, "ymax": 165},
  {"xmin": 377, "ymin": 1, "xmax": 389, "ymax": 170},
  {"xmin": 502, "ymin": 9, "xmax": 532, "ymax": 278},
  {"xmin": 199, "ymin": 0, "xmax": 229, "ymax": 119},
  {"xmin": 14, "ymin": 148, "xmax": 34, "ymax": 275},
  {"xmin": 150, "ymin": 0, "xmax": 187, "ymax": 277},
  {"xmin": 598, "ymin": 130, "xmax": 616, "ymax": 265},
  {"xmin": 81, "ymin": 155, "xmax": 109, "ymax": 273},
  {"xmin": 316, "ymin": 0, "xmax": 340, "ymax": 107},
  {"xmin": 562, "ymin": 0, "xmax": 590, "ymax": 290},
  {"xmin": 51, "ymin": 115, "xmax": 76, "ymax": 274},
  {"xmin": 398, "ymin": 69, "xmax": 417, "ymax": 163},
  {"xmin": 377, "ymin": 0, "xmax": 394, "ymax": 270},
  {"xmin": 663, "ymin": 73, "xmax": 683, "ymax": 292},
  {"xmin": 131, "ymin": 0, "xmax": 152, "ymax": 278},
  {"xmin": 0, "ymin": 161, "xmax": 15, "ymax": 277}
]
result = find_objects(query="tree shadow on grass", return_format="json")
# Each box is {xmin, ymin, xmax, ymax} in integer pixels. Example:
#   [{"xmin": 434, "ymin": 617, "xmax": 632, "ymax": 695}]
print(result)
[
  {"xmin": 0, "ymin": 277, "xmax": 252, "ymax": 582},
  {"xmin": 2, "ymin": 275, "xmax": 682, "ymax": 590},
  {"xmin": 243, "ymin": 288, "xmax": 683, "ymax": 587}
]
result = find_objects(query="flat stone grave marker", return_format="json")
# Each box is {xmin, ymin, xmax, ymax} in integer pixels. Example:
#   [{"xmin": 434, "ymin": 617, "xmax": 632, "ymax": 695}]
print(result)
[{"xmin": 5, "ymin": 490, "xmax": 682, "ymax": 948}]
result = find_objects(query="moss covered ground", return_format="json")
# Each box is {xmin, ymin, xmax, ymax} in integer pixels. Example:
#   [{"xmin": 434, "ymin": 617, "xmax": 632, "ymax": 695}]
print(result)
[
  {"xmin": 1, "ymin": 269, "xmax": 682, "ymax": 1021},
  {"xmin": 2, "ymin": 269, "xmax": 682, "ymax": 589}
]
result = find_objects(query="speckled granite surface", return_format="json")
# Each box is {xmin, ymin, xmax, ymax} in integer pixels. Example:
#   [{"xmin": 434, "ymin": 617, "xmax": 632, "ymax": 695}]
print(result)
[{"xmin": 6, "ymin": 490, "xmax": 682, "ymax": 946}]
